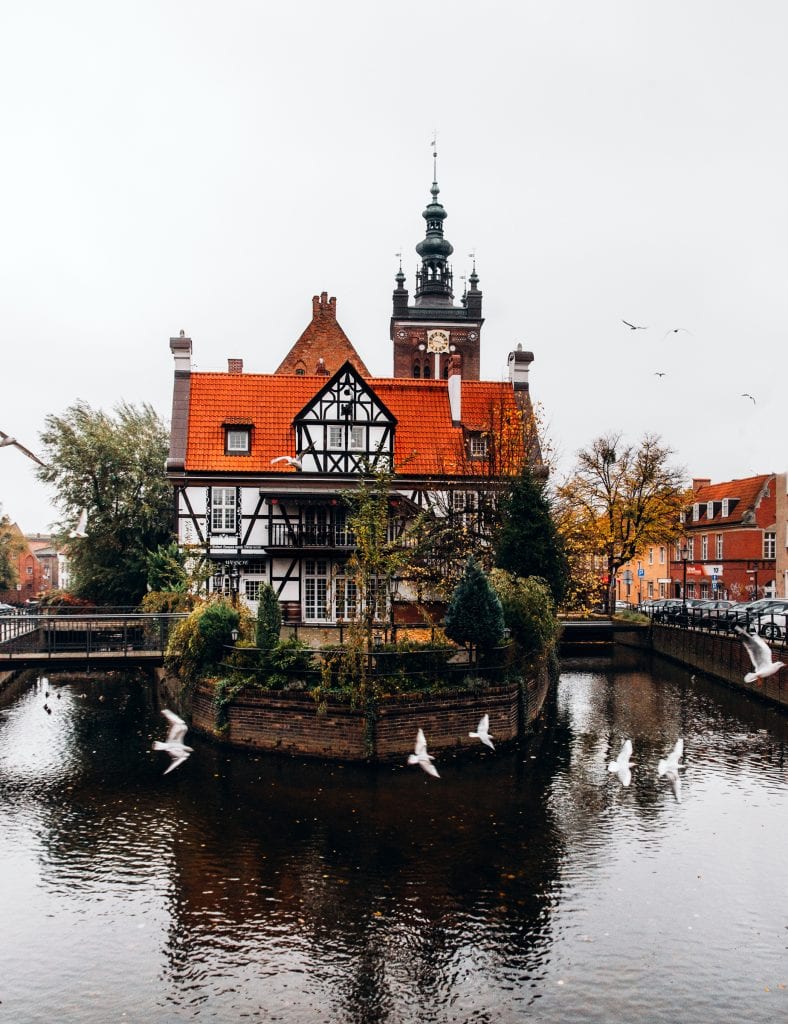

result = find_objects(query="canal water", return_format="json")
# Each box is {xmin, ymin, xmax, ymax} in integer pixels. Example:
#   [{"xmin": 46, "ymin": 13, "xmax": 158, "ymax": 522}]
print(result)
[{"xmin": 0, "ymin": 653, "xmax": 786, "ymax": 1024}]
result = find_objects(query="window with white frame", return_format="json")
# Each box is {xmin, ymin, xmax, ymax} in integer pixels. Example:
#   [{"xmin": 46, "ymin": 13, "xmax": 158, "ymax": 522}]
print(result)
[
  {"xmin": 659, "ymin": 546, "xmax": 666, "ymax": 564},
  {"xmin": 334, "ymin": 573, "xmax": 358, "ymax": 620},
  {"xmin": 304, "ymin": 559, "xmax": 330, "ymax": 620},
  {"xmin": 452, "ymin": 490, "xmax": 478, "ymax": 527},
  {"xmin": 716, "ymin": 534, "xmax": 723, "ymax": 559},
  {"xmin": 693, "ymin": 503, "xmax": 700, "ymax": 521},
  {"xmin": 648, "ymin": 548, "xmax": 654, "ymax": 565},
  {"xmin": 764, "ymin": 531, "xmax": 776, "ymax": 559},
  {"xmin": 244, "ymin": 579, "xmax": 264, "ymax": 602},
  {"xmin": 350, "ymin": 425, "xmax": 364, "ymax": 450},
  {"xmin": 211, "ymin": 488, "xmax": 237, "ymax": 533},
  {"xmin": 328, "ymin": 426, "xmax": 343, "ymax": 449},
  {"xmin": 701, "ymin": 535, "xmax": 708, "ymax": 559},
  {"xmin": 706, "ymin": 501, "xmax": 714, "ymax": 519},
  {"xmin": 674, "ymin": 543, "xmax": 682, "ymax": 561},
  {"xmin": 721, "ymin": 498, "xmax": 730, "ymax": 517},
  {"xmin": 469, "ymin": 434, "xmax": 488, "ymax": 458},
  {"xmin": 687, "ymin": 583, "xmax": 696, "ymax": 598},
  {"xmin": 687, "ymin": 537, "xmax": 695, "ymax": 559},
  {"xmin": 225, "ymin": 428, "xmax": 250, "ymax": 454}
]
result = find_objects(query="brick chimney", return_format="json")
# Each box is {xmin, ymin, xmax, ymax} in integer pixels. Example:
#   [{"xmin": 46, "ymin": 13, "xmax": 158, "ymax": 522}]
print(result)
[
  {"xmin": 448, "ymin": 353, "xmax": 462, "ymax": 425},
  {"xmin": 228, "ymin": 358, "xmax": 243, "ymax": 374},
  {"xmin": 167, "ymin": 331, "xmax": 193, "ymax": 472},
  {"xmin": 312, "ymin": 291, "xmax": 337, "ymax": 321},
  {"xmin": 692, "ymin": 478, "xmax": 711, "ymax": 493}
]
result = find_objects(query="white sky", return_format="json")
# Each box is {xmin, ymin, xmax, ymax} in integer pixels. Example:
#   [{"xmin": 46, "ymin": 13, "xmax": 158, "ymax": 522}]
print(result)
[{"xmin": 1, "ymin": 0, "xmax": 785, "ymax": 535}]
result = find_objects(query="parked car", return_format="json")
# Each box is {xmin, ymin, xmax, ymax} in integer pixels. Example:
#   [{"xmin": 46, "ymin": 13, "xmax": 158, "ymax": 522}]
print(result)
[
  {"xmin": 690, "ymin": 599, "xmax": 734, "ymax": 629},
  {"xmin": 652, "ymin": 599, "xmax": 685, "ymax": 623},
  {"xmin": 714, "ymin": 598, "xmax": 788, "ymax": 633},
  {"xmin": 0, "ymin": 602, "xmax": 17, "ymax": 615},
  {"xmin": 750, "ymin": 604, "xmax": 788, "ymax": 640}
]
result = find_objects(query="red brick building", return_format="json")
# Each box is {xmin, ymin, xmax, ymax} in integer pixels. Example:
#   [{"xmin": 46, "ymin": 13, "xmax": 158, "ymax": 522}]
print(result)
[
  {"xmin": 0, "ymin": 524, "xmax": 46, "ymax": 605},
  {"xmin": 671, "ymin": 475, "xmax": 777, "ymax": 601}
]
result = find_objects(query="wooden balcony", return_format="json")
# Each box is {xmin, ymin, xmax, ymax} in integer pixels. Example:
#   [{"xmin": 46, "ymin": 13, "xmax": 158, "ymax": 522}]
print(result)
[{"xmin": 268, "ymin": 523, "xmax": 357, "ymax": 550}]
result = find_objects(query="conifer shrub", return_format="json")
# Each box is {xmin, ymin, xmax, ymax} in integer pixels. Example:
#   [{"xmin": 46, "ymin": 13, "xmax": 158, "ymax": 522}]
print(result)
[
  {"xmin": 255, "ymin": 583, "xmax": 282, "ymax": 652},
  {"xmin": 489, "ymin": 569, "xmax": 560, "ymax": 659},
  {"xmin": 444, "ymin": 557, "xmax": 505, "ymax": 661}
]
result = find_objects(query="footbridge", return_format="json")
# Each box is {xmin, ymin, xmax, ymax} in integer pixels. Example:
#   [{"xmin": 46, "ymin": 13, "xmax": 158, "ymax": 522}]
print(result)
[{"xmin": 0, "ymin": 612, "xmax": 185, "ymax": 670}]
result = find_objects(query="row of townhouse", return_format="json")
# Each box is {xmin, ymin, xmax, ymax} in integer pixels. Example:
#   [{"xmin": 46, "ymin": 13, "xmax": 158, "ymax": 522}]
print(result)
[{"xmin": 617, "ymin": 472, "xmax": 786, "ymax": 603}]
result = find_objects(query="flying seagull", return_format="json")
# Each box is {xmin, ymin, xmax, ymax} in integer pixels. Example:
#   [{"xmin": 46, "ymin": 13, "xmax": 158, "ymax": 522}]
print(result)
[
  {"xmin": 607, "ymin": 738, "xmax": 633, "ymax": 787},
  {"xmin": 661, "ymin": 327, "xmax": 692, "ymax": 341},
  {"xmin": 0, "ymin": 430, "xmax": 46, "ymax": 467},
  {"xmin": 657, "ymin": 738, "xmax": 684, "ymax": 803},
  {"xmin": 407, "ymin": 728, "xmax": 440, "ymax": 778},
  {"xmin": 270, "ymin": 455, "xmax": 303, "ymax": 470},
  {"xmin": 741, "ymin": 393, "xmax": 756, "ymax": 404},
  {"xmin": 734, "ymin": 626, "xmax": 785, "ymax": 685},
  {"xmin": 69, "ymin": 508, "xmax": 88, "ymax": 539},
  {"xmin": 469, "ymin": 713, "xmax": 495, "ymax": 750},
  {"xmin": 622, "ymin": 320, "xmax": 647, "ymax": 330},
  {"xmin": 654, "ymin": 371, "xmax": 666, "ymax": 378},
  {"xmin": 152, "ymin": 709, "xmax": 193, "ymax": 774}
]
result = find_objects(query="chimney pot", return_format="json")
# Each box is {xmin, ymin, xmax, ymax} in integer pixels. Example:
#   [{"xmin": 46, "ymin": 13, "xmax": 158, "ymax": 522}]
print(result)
[{"xmin": 228, "ymin": 358, "xmax": 243, "ymax": 374}]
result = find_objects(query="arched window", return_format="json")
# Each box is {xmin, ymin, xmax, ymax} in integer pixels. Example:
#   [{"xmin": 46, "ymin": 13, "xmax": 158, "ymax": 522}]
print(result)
[
  {"xmin": 442, "ymin": 363, "xmax": 449, "ymax": 379},
  {"xmin": 412, "ymin": 364, "xmax": 421, "ymax": 378},
  {"xmin": 294, "ymin": 360, "xmax": 306, "ymax": 377},
  {"xmin": 423, "ymin": 363, "xmax": 431, "ymax": 379}
]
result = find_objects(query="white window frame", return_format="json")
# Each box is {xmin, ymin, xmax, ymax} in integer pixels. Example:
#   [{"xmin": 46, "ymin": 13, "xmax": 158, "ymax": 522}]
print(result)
[
  {"xmin": 721, "ymin": 499, "xmax": 730, "ymax": 517},
  {"xmin": 226, "ymin": 429, "xmax": 250, "ymax": 453},
  {"xmin": 701, "ymin": 535, "xmax": 708, "ymax": 560},
  {"xmin": 693, "ymin": 503, "xmax": 700, "ymax": 522},
  {"xmin": 659, "ymin": 546, "xmax": 666, "ymax": 564},
  {"xmin": 687, "ymin": 537, "xmax": 695, "ymax": 559},
  {"xmin": 706, "ymin": 501, "xmax": 714, "ymax": 519},
  {"xmin": 349, "ymin": 425, "xmax": 364, "ymax": 450},
  {"xmin": 211, "ymin": 488, "xmax": 237, "ymax": 533},
  {"xmin": 328, "ymin": 425, "xmax": 343, "ymax": 450},
  {"xmin": 244, "ymin": 579, "xmax": 264, "ymax": 602},
  {"xmin": 303, "ymin": 559, "xmax": 330, "ymax": 621},
  {"xmin": 648, "ymin": 548, "xmax": 654, "ymax": 565},
  {"xmin": 716, "ymin": 534, "xmax": 723, "ymax": 559},
  {"xmin": 764, "ymin": 532, "xmax": 776, "ymax": 559},
  {"xmin": 469, "ymin": 435, "xmax": 488, "ymax": 458}
]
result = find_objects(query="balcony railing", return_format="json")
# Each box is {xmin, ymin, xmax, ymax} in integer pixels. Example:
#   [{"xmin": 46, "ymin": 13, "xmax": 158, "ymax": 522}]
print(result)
[{"xmin": 268, "ymin": 524, "xmax": 357, "ymax": 549}]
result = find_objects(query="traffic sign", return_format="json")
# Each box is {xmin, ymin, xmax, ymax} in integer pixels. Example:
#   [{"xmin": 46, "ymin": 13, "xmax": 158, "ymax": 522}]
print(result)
[{"xmin": 637, "ymin": 568, "xmax": 645, "ymax": 578}]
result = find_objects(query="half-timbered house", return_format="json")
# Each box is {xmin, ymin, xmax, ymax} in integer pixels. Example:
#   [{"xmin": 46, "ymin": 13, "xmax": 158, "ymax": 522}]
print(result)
[{"xmin": 166, "ymin": 333, "xmax": 537, "ymax": 627}]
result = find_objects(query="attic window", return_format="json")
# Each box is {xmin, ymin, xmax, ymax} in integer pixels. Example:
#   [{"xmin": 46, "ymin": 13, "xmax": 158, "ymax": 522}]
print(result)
[
  {"xmin": 721, "ymin": 499, "xmax": 729, "ymax": 517},
  {"xmin": 706, "ymin": 501, "xmax": 714, "ymax": 519},
  {"xmin": 693, "ymin": 503, "xmax": 700, "ymax": 521},
  {"xmin": 225, "ymin": 427, "xmax": 251, "ymax": 455},
  {"xmin": 469, "ymin": 434, "xmax": 488, "ymax": 458}
]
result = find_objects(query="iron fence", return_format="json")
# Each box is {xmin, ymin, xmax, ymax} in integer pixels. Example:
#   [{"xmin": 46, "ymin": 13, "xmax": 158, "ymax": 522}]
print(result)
[{"xmin": 0, "ymin": 613, "xmax": 187, "ymax": 659}]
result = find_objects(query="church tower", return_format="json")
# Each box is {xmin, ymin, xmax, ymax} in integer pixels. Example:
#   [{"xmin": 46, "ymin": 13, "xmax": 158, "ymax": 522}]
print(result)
[{"xmin": 391, "ymin": 151, "xmax": 483, "ymax": 380}]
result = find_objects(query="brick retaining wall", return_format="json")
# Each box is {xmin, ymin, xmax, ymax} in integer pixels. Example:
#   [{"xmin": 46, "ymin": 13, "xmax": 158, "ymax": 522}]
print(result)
[
  {"xmin": 189, "ymin": 661, "xmax": 551, "ymax": 762},
  {"xmin": 616, "ymin": 623, "xmax": 787, "ymax": 708}
]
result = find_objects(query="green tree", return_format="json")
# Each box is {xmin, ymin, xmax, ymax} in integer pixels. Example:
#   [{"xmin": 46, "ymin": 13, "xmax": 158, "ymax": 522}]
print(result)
[
  {"xmin": 256, "ymin": 583, "xmax": 282, "ymax": 652},
  {"xmin": 557, "ymin": 432, "xmax": 686, "ymax": 614},
  {"xmin": 37, "ymin": 401, "xmax": 173, "ymax": 606},
  {"xmin": 0, "ymin": 508, "xmax": 21, "ymax": 589},
  {"xmin": 490, "ymin": 569, "xmax": 560, "ymax": 658},
  {"xmin": 146, "ymin": 541, "xmax": 189, "ymax": 593},
  {"xmin": 494, "ymin": 469, "xmax": 569, "ymax": 603},
  {"xmin": 444, "ymin": 556, "xmax": 505, "ymax": 662}
]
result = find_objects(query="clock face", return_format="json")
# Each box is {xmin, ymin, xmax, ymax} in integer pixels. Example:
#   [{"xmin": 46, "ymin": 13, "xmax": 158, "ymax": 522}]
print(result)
[
  {"xmin": 468, "ymin": 331, "xmax": 478, "ymax": 341},
  {"xmin": 427, "ymin": 329, "xmax": 450, "ymax": 353},
  {"xmin": 397, "ymin": 329, "xmax": 406, "ymax": 339}
]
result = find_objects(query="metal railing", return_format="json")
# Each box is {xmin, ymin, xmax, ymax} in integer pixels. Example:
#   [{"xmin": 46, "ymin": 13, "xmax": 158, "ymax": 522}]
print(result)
[
  {"xmin": 0, "ymin": 613, "xmax": 187, "ymax": 660},
  {"xmin": 268, "ymin": 524, "xmax": 356, "ymax": 548},
  {"xmin": 642, "ymin": 604, "xmax": 788, "ymax": 648}
]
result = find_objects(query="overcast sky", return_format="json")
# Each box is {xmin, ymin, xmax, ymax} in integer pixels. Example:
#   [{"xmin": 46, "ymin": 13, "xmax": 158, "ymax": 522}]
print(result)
[{"xmin": 1, "ymin": 0, "xmax": 785, "ymax": 535}]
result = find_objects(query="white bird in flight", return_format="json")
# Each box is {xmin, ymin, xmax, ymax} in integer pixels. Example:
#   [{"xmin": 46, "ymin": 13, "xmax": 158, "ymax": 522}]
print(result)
[
  {"xmin": 734, "ymin": 626, "xmax": 785, "ymax": 685},
  {"xmin": 407, "ymin": 728, "xmax": 440, "ymax": 778},
  {"xmin": 608, "ymin": 738, "xmax": 633, "ymax": 787},
  {"xmin": 469, "ymin": 713, "xmax": 495, "ymax": 750},
  {"xmin": 152, "ymin": 709, "xmax": 193, "ymax": 774},
  {"xmin": 0, "ymin": 430, "xmax": 46, "ymax": 467},
  {"xmin": 657, "ymin": 738, "xmax": 684, "ymax": 803},
  {"xmin": 270, "ymin": 455, "xmax": 303, "ymax": 470},
  {"xmin": 741, "ymin": 393, "xmax": 756, "ymax": 404},
  {"xmin": 622, "ymin": 320, "xmax": 647, "ymax": 330},
  {"xmin": 69, "ymin": 508, "xmax": 88, "ymax": 539}
]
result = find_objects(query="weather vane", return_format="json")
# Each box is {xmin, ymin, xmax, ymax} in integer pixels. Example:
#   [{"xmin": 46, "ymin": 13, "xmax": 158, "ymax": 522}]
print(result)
[{"xmin": 431, "ymin": 130, "xmax": 438, "ymax": 179}]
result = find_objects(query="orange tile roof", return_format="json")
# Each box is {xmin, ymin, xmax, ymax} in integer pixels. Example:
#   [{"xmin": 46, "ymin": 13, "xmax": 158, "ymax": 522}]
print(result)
[
  {"xmin": 184, "ymin": 373, "xmax": 522, "ymax": 477},
  {"xmin": 690, "ymin": 474, "xmax": 771, "ymax": 524}
]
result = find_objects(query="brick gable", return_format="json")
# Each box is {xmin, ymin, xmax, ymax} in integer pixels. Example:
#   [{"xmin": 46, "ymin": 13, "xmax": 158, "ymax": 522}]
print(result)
[{"xmin": 275, "ymin": 292, "xmax": 370, "ymax": 378}]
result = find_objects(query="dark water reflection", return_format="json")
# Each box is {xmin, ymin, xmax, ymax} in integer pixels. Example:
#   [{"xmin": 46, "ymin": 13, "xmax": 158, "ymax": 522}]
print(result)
[{"xmin": 1, "ymin": 654, "xmax": 786, "ymax": 1023}]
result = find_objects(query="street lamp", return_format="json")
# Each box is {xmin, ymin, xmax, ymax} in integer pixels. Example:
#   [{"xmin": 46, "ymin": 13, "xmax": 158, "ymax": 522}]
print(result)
[{"xmin": 681, "ymin": 544, "xmax": 689, "ymax": 622}]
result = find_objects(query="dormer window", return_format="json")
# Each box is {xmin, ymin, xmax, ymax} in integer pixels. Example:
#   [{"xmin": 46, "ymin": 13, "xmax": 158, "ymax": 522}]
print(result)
[
  {"xmin": 693, "ymin": 503, "xmax": 700, "ymax": 521},
  {"xmin": 721, "ymin": 499, "xmax": 730, "ymax": 517},
  {"xmin": 469, "ymin": 434, "xmax": 488, "ymax": 458},
  {"xmin": 706, "ymin": 501, "xmax": 714, "ymax": 519},
  {"xmin": 224, "ymin": 426, "xmax": 251, "ymax": 455}
]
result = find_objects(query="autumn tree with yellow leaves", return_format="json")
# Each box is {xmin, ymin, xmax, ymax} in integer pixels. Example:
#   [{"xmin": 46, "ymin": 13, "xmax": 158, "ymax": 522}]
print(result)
[{"xmin": 556, "ymin": 433, "xmax": 687, "ymax": 614}]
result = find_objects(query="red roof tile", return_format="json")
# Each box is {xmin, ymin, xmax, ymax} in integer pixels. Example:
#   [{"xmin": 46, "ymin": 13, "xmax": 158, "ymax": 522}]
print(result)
[
  {"xmin": 690, "ymin": 474, "xmax": 772, "ymax": 524},
  {"xmin": 184, "ymin": 373, "xmax": 522, "ymax": 477}
]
